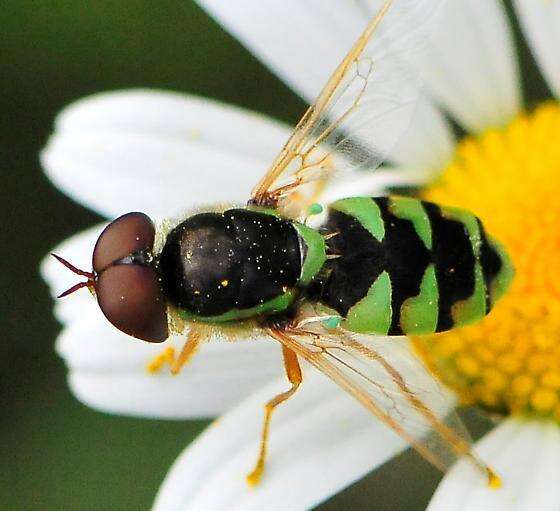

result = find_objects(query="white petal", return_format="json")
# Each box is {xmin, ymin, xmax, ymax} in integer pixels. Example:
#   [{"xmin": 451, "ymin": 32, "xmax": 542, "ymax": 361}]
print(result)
[
  {"xmin": 320, "ymin": 167, "xmax": 433, "ymax": 207},
  {"xmin": 41, "ymin": 90, "xmax": 291, "ymax": 218},
  {"xmin": 392, "ymin": 96, "xmax": 455, "ymax": 172},
  {"xmin": 196, "ymin": 0, "xmax": 454, "ymax": 174},
  {"xmin": 428, "ymin": 418, "xmax": 560, "ymax": 511},
  {"xmin": 58, "ymin": 309, "xmax": 283, "ymax": 419},
  {"xmin": 154, "ymin": 370, "xmax": 407, "ymax": 511},
  {"xmin": 195, "ymin": 0, "xmax": 364, "ymax": 102},
  {"xmin": 415, "ymin": 0, "xmax": 521, "ymax": 132},
  {"xmin": 514, "ymin": 0, "xmax": 560, "ymax": 99}
]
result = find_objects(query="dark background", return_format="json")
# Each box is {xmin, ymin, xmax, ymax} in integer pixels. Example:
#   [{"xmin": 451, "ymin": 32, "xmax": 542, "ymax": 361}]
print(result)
[{"xmin": 1, "ymin": 1, "xmax": 549, "ymax": 510}]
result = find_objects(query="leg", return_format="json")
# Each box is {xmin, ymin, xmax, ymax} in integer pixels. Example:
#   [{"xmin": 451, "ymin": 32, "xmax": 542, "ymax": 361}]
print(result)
[
  {"xmin": 146, "ymin": 329, "xmax": 203, "ymax": 375},
  {"xmin": 146, "ymin": 346, "xmax": 175, "ymax": 374},
  {"xmin": 246, "ymin": 343, "xmax": 302, "ymax": 486},
  {"xmin": 170, "ymin": 330, "xmax": 202, "ymax": 375}
]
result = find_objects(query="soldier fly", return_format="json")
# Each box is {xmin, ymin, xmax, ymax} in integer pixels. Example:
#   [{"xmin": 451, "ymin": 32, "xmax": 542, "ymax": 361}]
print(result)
[{"xmin": 53, "ymin": 0, "xmax": 512, "ymax": 487}]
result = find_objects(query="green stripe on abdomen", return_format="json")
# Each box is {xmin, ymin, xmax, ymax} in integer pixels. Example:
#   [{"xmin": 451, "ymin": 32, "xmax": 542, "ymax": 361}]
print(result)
[
  {"xmin": 399, "ymin": 264, "xmax": 439, "ymax": 334},
  {"xmin": 389, "ymin": 196, "xmax": 432, "ymax": 250},
  {"xmin": 330, "ymin": 197, "xmax": 385, "ymax": 241},
  {"xmin": 440, "ymin": 205, "xmax": 487, "ymax": 328},
  {"xmin": 487, "ymin": 237, "xmax": 514, "ymax": 305},
  {"xmin": 343, "ymin": 271, "xmax": 392, "ymax": 334}
]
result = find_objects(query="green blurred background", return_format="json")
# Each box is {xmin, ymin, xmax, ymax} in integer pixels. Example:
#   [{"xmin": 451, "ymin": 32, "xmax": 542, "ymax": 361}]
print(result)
[{"xmin": 1, "ymin": 1, "xmax": 550, "ymax": 510}]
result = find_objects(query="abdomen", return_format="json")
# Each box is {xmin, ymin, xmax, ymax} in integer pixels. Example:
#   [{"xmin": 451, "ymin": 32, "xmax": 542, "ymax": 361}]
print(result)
[{"xmin": 317, "ymin": 196, "xmax": 513, "ymax": 335}]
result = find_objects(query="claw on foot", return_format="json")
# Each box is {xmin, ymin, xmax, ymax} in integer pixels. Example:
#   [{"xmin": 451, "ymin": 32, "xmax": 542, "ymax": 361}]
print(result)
[
  {"xmin": 246, "ymin": 461, "xmax": 265, "ymax": 487},
  {"xmin": 487, "ymin": 467, "xmax": 502, "ymax": 489}
]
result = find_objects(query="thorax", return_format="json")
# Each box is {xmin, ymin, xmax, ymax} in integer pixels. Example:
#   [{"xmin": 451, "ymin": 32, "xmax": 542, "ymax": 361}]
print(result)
[{"xmin": 157, "ymin": 207, "xmax": 326, "ymax": 324}]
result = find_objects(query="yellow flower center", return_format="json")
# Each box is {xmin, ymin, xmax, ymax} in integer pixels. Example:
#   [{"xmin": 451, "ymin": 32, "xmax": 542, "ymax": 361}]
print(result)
[{"xmin": 414, "ymin": 102, "xmax": 560, "ymax": 420}]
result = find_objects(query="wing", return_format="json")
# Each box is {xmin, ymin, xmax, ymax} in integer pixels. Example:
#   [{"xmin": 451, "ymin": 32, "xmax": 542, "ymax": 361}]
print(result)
[
  {"xmin": 251, "ymin": 0, "xmax": 445, "ymax": 218},
  {"xmin": 268, "ymin": 325, "xmax": 499, "ymax": 485}
]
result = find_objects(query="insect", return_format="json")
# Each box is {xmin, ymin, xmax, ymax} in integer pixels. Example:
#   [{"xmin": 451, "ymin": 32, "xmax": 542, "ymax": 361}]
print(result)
[{"xmin": 54, "ymin": 0, "xmax": 513, "ymax": 488}]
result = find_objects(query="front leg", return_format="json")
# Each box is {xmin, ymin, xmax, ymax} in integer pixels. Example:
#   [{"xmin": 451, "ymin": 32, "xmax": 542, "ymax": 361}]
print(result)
[{"xmin": 146, "ymin": 328, "xmax": 203, "ymax": 375}]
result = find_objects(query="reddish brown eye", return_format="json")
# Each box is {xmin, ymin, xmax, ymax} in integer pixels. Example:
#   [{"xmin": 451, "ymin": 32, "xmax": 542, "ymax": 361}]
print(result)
[
  {"xmin": 93, "ymin": 212, "xmax": 155, "ymax": 273},
  {"xmin": 96, "ymin": 265, "xmax": 169, "ymax": 343}
]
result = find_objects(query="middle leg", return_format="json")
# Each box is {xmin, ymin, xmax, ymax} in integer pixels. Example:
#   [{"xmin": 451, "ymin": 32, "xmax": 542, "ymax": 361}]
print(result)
[{"xmin": 246, "ymin": 340, "xmax": 303, "ymax": 486}]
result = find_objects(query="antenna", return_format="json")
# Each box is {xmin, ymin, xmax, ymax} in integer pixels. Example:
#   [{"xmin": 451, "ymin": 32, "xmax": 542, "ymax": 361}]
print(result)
[{"xmin": 51, "ymin": 253, "xmax": 96, "ymax": 298}]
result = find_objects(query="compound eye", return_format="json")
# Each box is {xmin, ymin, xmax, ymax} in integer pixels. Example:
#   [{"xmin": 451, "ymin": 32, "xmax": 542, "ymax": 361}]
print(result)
[
  {"xmin": 97, "ymin": 265, "xmax": 168, "ymax": 343},
  {"xmin": 93, "ymin": 212, "xmax": 155, "ymax": 273}
]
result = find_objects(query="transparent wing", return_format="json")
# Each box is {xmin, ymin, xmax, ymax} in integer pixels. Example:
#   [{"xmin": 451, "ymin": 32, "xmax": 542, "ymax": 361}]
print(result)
[
  {"xmin": 251, "ymin": 0, "xmax": 445, "ymax": 218},
  {"xmin": 269, "ymin": 325, "xmax": 498, "ymax": 484}
]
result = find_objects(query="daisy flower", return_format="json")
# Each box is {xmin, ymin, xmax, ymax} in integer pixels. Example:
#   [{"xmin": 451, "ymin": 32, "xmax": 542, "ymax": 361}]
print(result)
[{"xmin": 40, "ymin": 1, "xmax": 560, "ymax": 510}]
